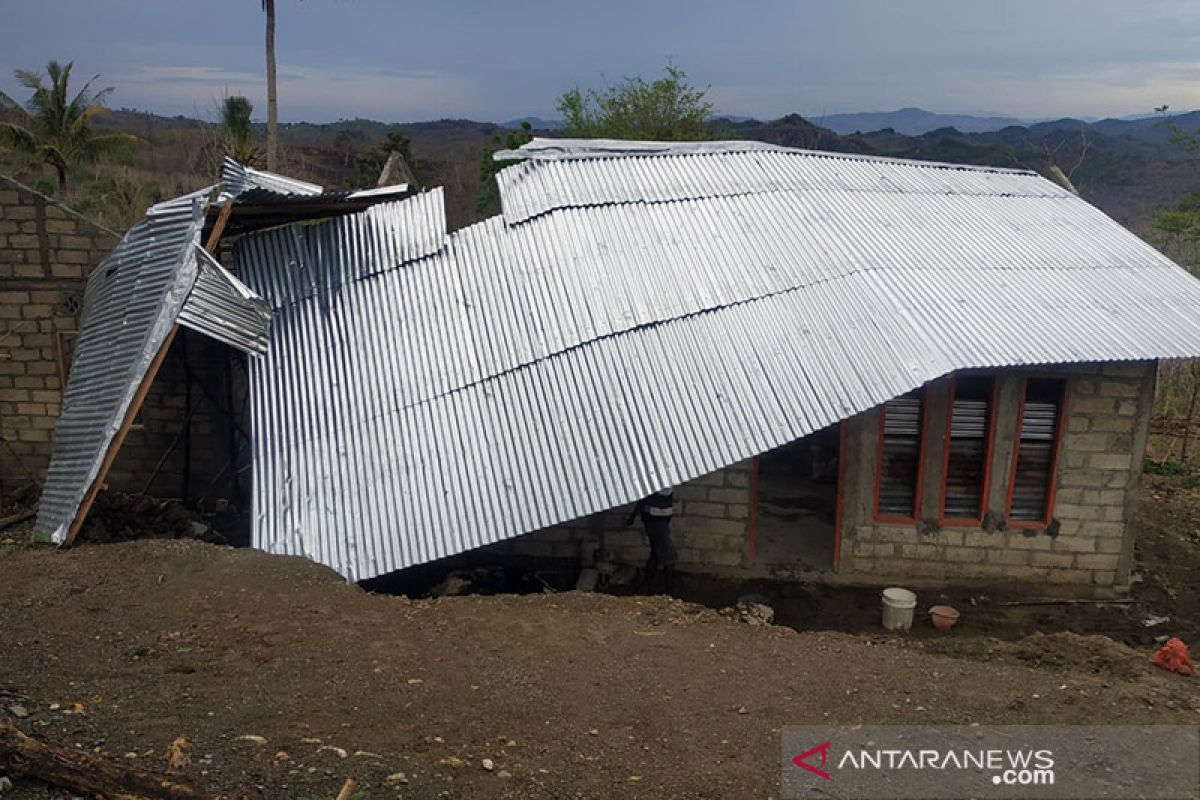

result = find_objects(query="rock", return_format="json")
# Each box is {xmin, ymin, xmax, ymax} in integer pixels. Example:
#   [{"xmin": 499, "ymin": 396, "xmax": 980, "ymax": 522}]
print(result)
[
  {"xmin": 482, "ymin": 758, "xmax": 495, "ymax": 771},
  {"xmin": 733, "ymin": 598, "xmax": 774, "ymax": 626},
  {"xmin": 438, "ymin": 756, "xmax": 466, "ymax": 767},
  {"xmin": 385, "ymin": 772, "xmax": 409, "ymax": 784},
  {"xmin": 8, "ymin": 705, "xmax": 27, "ymax": 718},
  {"xmin": 0, "ymin": 776, "xmax": 12, "ymax": 794},
  {"xmin": 236, "ymin": 734, "xmax": 268, "ymax": 746},
  {"xmin": 430, "ymin": 572, "xmax": 472, "ymax": 597}
]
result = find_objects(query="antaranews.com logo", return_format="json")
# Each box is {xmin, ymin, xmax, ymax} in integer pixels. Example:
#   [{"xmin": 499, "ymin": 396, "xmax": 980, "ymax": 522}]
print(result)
[{"xmin": 781, "ymin": 725, "xmax": 1198, "ymax": 799}]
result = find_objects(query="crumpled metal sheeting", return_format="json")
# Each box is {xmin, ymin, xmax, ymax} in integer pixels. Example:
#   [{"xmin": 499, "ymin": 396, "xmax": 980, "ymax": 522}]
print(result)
[
  {"xmin": 177, "ymin": 246, "xmax": 272, "ymax": 355},
  {"xmin": 34, "ymin": 199, "xmax": 205, "ymax": 543},
  {"xmin": 234, "ymin": 189, "xmax": 447, "ymax": 309},
  {"xmin": 248, "ymin": 260, "xmax": 1200, "ymax": 581},
  {"xmin": 239, "ymin": 184, "xmax": 1180, "ymax": 445},
  {"xmin": 496, "ymin": 141, "xmax": 1068, "ymax": 225},
  {"xmin": 220, "ymin": 157, "xmax": 322, "ymax": 198}
]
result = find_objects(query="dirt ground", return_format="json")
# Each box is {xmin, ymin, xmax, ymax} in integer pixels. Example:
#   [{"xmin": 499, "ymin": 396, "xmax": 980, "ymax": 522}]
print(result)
[{"xmin": 1, "ymin": 478, "xmax": 1198, "ymax": 799}]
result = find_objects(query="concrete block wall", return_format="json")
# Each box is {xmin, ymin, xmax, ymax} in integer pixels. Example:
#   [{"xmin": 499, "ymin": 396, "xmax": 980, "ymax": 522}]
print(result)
[
  {"xmin": 484, "ymin": 460, "xmax": 754, "ymax": 572},
  {"xmin": 0, "ymin": 175, "xmax": 243, "ymax": 504},
  {"xmin": 0, "ymin": 176, "xmax": 120, "ymax": 493},
  {"xmin": 841, "ymin": 362, "xmax": 1155, "ymax": 590}
]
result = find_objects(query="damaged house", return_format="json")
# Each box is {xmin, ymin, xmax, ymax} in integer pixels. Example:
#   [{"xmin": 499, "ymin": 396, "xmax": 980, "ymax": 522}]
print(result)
[{"xmin": 28, "ymin": 140, "xmax": 1200, "ymax": 593}]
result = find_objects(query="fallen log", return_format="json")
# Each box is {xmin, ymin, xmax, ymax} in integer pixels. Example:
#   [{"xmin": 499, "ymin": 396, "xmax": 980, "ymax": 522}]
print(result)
[
  {"xmin": 0, "ymin": 723, "xmax": 210, "ymax": 799},
  {"xmin": 0, "ymin": 507, "xmax": 35, "ymax": 531}
]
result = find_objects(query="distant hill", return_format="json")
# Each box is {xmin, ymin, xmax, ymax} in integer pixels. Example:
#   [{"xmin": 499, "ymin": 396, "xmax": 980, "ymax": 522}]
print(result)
[
  {"xmin": 501, "ymin": 117, "xmax": 562, "ymax": 131},
  {"xmin": 5, "ymin": 105, "xmax": 1199, "ymax": 238},
  {"xmin": 820, "ymin": 107, "xmax": 1028, "ymax": 135}
]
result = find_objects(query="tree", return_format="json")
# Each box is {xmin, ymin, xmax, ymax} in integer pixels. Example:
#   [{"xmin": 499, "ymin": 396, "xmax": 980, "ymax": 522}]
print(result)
[
  {"xmin": 220, "ymin": 94, "xmax": 260, "ymax": 165},
  {"xmin": 475, "ymin": 120, "xmax": 533, "ymax": 217},
  {"xmin": 0, "ymin": 60, "xmax": 137, "ymax": 190},
  {"xmin": 1153, "ymin": 106, "xmax": 1200, "ymax": 247},
  {"xmin": 353, "ymin": 131, "xmax": 420, "ymax": 189},
  {"xmin": 263, "ymin": 0, "xmax": 279, "ymax": 170},
  {"xmin": 557, "ymin": 65, "xmax": 714, "ymax": 141}
]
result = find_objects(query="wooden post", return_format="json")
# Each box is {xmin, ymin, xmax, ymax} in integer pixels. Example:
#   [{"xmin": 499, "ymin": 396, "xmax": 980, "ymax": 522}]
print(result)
[{"xmin": 61, "ymin": 201, "xmax": 234, "ymax": 546}]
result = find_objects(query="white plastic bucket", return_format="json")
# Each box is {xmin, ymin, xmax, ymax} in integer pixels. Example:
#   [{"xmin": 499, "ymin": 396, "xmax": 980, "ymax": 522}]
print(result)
[{"xmin": 881, "ymin": 587, "xmax": 918, "ymax": 632}]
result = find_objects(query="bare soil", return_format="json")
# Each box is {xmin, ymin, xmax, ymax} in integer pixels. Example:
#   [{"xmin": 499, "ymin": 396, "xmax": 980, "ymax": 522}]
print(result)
[{"xmin": 0, "ymin": 478, "xmax": 1198, "ymax": 799}]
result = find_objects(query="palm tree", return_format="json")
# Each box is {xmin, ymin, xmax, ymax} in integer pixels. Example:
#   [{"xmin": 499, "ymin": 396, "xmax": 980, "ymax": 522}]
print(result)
[
  {"xmin": 263, "ymin": 0, "xmax": 278, "ymax": 170},
  {"xmin": 221, "ymin": 94, "xmax": 261, "ymax": 165},
  {"xmin": 0, "ymin": 60, "xmax": 137, "ymax": 191}
]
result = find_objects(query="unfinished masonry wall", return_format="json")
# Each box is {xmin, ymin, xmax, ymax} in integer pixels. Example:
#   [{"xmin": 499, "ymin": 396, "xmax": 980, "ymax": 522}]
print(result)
[
  {"xmin": 841, "ymin": 362, "xmax": 1155, "ymax": 590},
  {"xmin": 0, "ymin": 175, "xmax": 120, "ymax": 493},
  {"xmin": 483, "ymin": 460, "xmax": 754, "ymax": 572},
  {"xmin": 0, "ymin": 176, "xmax": 241, "ymax": 503}
]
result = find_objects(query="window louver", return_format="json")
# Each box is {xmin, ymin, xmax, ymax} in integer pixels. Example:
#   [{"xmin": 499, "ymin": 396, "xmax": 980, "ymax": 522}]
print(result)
[
  {"xmin": 1009, "ymin": 379, "xmax": 1066, "ymax": 524},
  {"xmin": 876, "ymin": 391, "xmax": 925, "ymax": 519},
  {"xmin": 942, "ymin": 376, "xmax": 995, "ymax": 521}
]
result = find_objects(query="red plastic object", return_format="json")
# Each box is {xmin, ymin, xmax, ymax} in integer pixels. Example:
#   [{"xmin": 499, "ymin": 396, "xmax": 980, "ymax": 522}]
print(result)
[{"xmin": 1151, "ymin": 638, "xmax": 1193, "ymax": 676}]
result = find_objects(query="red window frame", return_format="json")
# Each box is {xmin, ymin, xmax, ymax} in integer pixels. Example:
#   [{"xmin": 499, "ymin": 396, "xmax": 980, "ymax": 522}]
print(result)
[
  {"xmin": 873, "ymin": 387, "xmax": 929, "ymax": 524},
  {"xmin": 939, "ymin": 374, "xmax": 1000, "ymax": 527},
  {"xmin": 1005, "ymin": 376, "xmax": 1069, "ymax": 529}
]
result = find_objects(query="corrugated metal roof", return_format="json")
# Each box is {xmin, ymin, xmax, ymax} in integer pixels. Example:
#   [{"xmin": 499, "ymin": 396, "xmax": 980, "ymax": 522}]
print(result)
[
  {"xmin": 238, "ymin": 141, "xmax": 1200, "ymax": 581},
  {"xmin": 32, "ymin": 159, "xmax": 346, "ymax": 543},
  {"xmin": 34, "ymin": 196, "xmax": 207, "ymax": 543},
  {"xmin": 234, "ymin": 188, "xmax": 446, "ymax": 309},
  {"xmin": 220, "ymin": 157, "xmax": 324, "ymax": 198},
  {"xmin": 177, "ymin": 247, "xmax": 272, "ymax": 355},
  {"xmin": 494, "ymin": 138, "xmax": 1066, "ymax": 225}
]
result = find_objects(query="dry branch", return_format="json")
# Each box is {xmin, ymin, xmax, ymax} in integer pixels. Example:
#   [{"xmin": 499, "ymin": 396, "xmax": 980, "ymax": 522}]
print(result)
[{"xmin": 0, "ymin": 723, "xmax": 211, "ymax": 799}]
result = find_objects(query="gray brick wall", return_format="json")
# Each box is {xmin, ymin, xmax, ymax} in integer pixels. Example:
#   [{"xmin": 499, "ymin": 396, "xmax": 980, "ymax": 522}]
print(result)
[
  {"xmin": 483, "ymin": 460, "xmax": 754, "ymax": 571},
  {"xmin": 0, "ymin": 175, "xmax": 243, "ymax": 503},
  {"xmin": 841, "ymin": 362, "xmax": 1155, "ymax": 590}
]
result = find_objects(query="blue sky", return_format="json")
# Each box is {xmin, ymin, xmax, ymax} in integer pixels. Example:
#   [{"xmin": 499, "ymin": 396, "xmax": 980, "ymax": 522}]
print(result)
[{"xmin": 2, "ymin": 0, "xmax": 1199, "ymax": 123}]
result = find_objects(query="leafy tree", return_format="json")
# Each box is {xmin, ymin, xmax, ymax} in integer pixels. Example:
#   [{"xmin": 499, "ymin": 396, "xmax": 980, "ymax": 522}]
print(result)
[
  {"xmin": 1153, "ymin": 106, "xmax": 1200, "ymax": 247},
  {"xmin": 557, "ymin": 65, "xmax": 713, "ymax": 141},
  {"xmin": 220, "ymin": 94, "xmax": 260, "ymax": 165},
  {"xmin": 0, "ymin": 60, "xmax": 137, "ymax": 190},
  {"xmin": 353, "ymin": 131, "xmax": 420, "ymax": 189},
  {"xmin": 475, "ymin": 121, "xmax": 532, "ymax": 217}
]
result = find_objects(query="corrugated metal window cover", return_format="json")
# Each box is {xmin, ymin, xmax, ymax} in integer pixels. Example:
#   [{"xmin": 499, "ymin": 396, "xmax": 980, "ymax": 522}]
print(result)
[
  {"xmin": 943, "ymin": 376, "xmax": 995, "ymax": 520},
  {"xmin": 877, "ymin": 390, "xmax": 925, "ymax": 518},
  {"xmin": 1010, "ymin": 379, "xmax": 1066, "ymax": 522}
]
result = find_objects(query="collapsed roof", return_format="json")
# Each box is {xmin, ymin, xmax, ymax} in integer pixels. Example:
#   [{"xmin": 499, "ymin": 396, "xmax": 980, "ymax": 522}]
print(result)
[
  {"xmin": 33, "ymin": 159, "xmax": 408, "ymax": 544},
  {"xmin": 33, "ymin": 140, "xmax": 1200, "ymax": 580}
]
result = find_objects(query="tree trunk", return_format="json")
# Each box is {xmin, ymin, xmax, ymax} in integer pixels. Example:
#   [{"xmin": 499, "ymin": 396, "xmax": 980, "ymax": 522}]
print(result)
[
  {"xmin": 55, "ymin": 162, "xmax": 67, "ymax": 191},
  {"xmin": 264, "ymin": 0, "xmax": 278, "ymax": 171},
  {"xmin": 0, "ymin": 723, "xmax": 211, "ymax": 799}
]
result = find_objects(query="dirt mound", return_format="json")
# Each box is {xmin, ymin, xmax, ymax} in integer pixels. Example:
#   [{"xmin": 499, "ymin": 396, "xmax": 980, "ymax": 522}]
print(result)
[
  {"xmin": 1, "ymin": 539, "xmax": 1197, "ymax": 799},
  {"xmin": 923, "ymin": 631, "xmax": 1149, "ymax": 680}
]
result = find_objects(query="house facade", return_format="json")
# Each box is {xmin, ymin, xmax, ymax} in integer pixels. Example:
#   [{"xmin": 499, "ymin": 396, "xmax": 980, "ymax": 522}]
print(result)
[
  {"xmin": 33, "ymin": 143, "xmax": 1200, "ymax": 590},
  {"xmin": 490, "ymin": 361, "xmax": 1152, "ymax": 592}
]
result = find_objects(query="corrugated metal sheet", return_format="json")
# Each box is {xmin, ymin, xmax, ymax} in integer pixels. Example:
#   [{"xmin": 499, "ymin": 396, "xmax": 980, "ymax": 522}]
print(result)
[
  {"xmin": 235, "ymin": 188, "xmax": 446, "ymax": 309},
  {"xmin": 33, "ymin": 159, "xmax": 327, "ymax": 543},
  {"xmin": 34, "ymin": 197, "xmax": 206, "ymax": 543},
  {"xmin": 220, "ymin": 157, "xmax": 323, "ymax": 198},
  {"xmin": 177, "ymin": 247, "xmax": 272, "ymax": 355},
  {"xmin": 495, "ymin": 138, "xmax": 1067, "ymax": 225},
  {"xmin": 239, "ymin": 141, "xmax": 1200, "ymax": 581}
]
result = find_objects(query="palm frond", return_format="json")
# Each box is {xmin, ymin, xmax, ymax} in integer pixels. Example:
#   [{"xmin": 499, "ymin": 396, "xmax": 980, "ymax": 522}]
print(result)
[{"xmin": 0, "ymin": 121, "xmax": 40, "ymax": 154}]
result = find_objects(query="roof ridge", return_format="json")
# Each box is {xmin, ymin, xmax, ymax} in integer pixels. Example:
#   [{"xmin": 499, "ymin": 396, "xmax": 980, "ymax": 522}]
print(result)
[{"xmin": 496, "ymin": 137, "xmax": 1041, "ymax": 177}]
